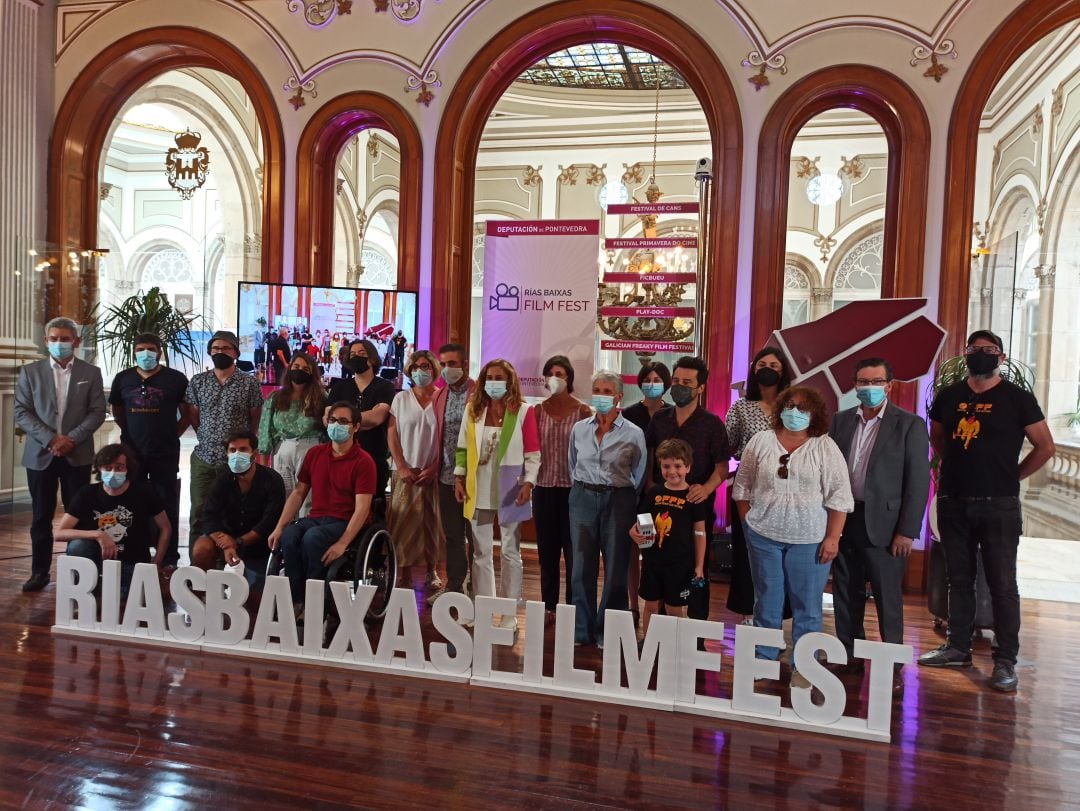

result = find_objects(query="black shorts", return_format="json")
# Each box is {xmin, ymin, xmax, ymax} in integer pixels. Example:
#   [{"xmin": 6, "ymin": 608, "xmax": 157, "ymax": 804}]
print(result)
[{"xmin": 639, "ymin": 562, "xmax": 693, "ymax": 606}]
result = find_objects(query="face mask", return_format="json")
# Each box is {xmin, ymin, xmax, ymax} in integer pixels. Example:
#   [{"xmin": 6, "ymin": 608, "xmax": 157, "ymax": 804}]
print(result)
[
  {"xmin": 546, "ymin": 376, "xmax": 567, "ymax": 395},
  {"xmin": 228, "ymin": 451, "xmax": 253, "ymax": 474},
  {"xmin": 965, "ymin": 352, "xmax": 1000, "ymax": 377},
  {"xmin": 347, "ymin": 357, "xmax": 370, "ymax": 375},
  {"xmin": 442, "ymin": 366, "xmax": 464, "ymax": 385},
  {"xmin": 327, "ymin": 422, "xmax": 352, "ymax": 443},
  {"xmin": 591, "ymin": 394, "xmax": 615, "ymax": 414},
  {"xmin": 48, "ymin": 341, "xmax": 74, "ymax": 360},
  {"xmin": 212, "ymin": 353, "xmax": 234, "ymax": 370},
  {"xmin": 855, "ymin": 386, "xmax": 887, "ymax": 408},
  {"xmin": 411, "ymin": 369, "xmax": 433, "ymax": 387},
  {"xmin": 641, "ymin": 382, "xmax": 665, "ymax": 399},
  {"xmin": 288, "ymin": 369, "xmax": 313, "ymax": 386},
  {"xmin": 670, "ymin": 385, "xmax": 696, "ymax": 408},
  {"xmin": 134, "ymin": 350, "xmax": 159, "ymax": 371},
  {"xmin": 100, "ymin": 470, "xmax": 126, "ymax": 489},
  {"xmin": 754, "ymin": 367, "xmax": 781, "ymax": 388},
  {"xmin": 780, "ymin": 407, "xmax": 811, "ymax": 432},
  {"xmin": 485, "ymin": 380, "xmax": 507, "ymax": 400}
]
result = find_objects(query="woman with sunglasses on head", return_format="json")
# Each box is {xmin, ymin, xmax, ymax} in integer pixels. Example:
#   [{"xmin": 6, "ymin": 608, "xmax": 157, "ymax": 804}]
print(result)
[
  {"xmin": 725, "ymin": 347, "xmax": 792, "ymax": 623},
  {"xmin": 732, "ymin": 385, "xmax": 853, "ymax": 690}
]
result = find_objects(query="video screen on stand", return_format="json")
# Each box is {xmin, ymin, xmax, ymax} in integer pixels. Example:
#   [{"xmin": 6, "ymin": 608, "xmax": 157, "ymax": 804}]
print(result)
[{"xmin": 237, "ymin": 282, "xmax": 418, "ymax": 386}]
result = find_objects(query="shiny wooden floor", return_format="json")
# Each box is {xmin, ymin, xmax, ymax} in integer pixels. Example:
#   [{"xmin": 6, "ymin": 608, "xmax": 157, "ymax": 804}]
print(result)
[{"xmin": 2, "ymin": 506, "xmax": 1079, "ymax": 809}]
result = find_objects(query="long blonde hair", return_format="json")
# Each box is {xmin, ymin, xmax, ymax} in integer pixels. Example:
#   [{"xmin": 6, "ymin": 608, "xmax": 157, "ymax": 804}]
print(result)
[{"xmin": 468, "ymin": 358, "xmax": 523, "ymax": 419}]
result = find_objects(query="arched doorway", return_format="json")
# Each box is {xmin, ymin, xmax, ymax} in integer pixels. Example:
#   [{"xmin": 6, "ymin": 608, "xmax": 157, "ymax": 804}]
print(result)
[
  {"xmin": 48, "ymin": 27, "xmax": 285, "ymax": 323},
  {"xmin": 432, "ymin": 0, "xmax": 742, "ymax": 407}
]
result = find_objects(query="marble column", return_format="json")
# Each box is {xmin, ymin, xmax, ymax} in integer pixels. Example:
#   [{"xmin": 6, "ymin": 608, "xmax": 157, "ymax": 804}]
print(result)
[
  {"xmin": 809, "ymin": 287, "xmax": 833, "ymax": 321},
  {"xmin": 1028, "ymin": 264, "xmax": 1056, "ymax": 492}
]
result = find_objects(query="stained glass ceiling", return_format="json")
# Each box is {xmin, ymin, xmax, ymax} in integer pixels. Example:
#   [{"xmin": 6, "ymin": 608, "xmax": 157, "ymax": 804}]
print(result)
[{"xmin": 515, "ymin": 44, "xmax": 688, "ymax": 90}]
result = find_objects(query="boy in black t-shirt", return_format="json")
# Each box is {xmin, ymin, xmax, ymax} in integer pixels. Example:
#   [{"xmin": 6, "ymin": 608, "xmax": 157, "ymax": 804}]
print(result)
[
  {"xmin": 630, "ymin": 438, "xmax": 708, "ymax": 634},
  {"xmin": 55, "ymin": 443, "xmax": 170, "ymax": 597}
]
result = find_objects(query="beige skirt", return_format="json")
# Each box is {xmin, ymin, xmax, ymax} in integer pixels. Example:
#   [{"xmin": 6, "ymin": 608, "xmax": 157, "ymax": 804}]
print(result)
[{"xmin": 388, "ymin": 471, "xmax": 443, "ymax": 568}]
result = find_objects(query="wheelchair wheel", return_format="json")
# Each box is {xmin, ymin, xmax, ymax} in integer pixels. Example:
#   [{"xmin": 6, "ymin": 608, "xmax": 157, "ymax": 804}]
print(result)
[
  {"xmin": 360, "ymin": 525, "xmax": 396, "ymax": 620},
  {"xmin": 266, "ymin": 548, "xmax": 285, "ymax": 579}
]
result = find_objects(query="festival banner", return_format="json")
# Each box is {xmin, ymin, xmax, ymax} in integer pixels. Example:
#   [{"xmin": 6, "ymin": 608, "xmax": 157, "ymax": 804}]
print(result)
[
  {"xmin": 606, "ymin": 202, "xmax": 700, "ymax": 215},
  {"xmin": 604, "ymin": 237, "xmax": 698, "ymax": 249},
  {"xmin": 602, "ymin": 272, "xmax": 698, "ymax": 285},
  {"xmin": 483, "ymin": 220, "xmax": 600, "ymax": 397},
  {"xmin": 600, "ymin": 340, "xmax": 696, "ymax": 353},
  {"xmin": 600, "ymin": 306, "xmax": 696, "ymax": 318}
]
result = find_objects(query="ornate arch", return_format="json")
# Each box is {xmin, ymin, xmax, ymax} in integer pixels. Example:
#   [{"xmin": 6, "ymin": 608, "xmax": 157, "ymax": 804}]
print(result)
[
  {"xmin": 294, "ymin": 92, "xmax": 422, "ymax": 290},
  {"xmin": 431, "ymin": 0, "xmax": 743, "ymax": 409},
  {"xmin": 749, "ymin": 65, "xmax": 931, "ymax": 354},
  {"xmin": 938, "ymin": 0, "xmax": 1080, "ymax": 357},
  {"xmin": 48, "ymin": 27, "xmax": 285, "ymax": 322}
]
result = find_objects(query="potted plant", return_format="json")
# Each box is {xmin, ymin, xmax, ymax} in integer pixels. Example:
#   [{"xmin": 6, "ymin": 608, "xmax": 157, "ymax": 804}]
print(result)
[{"xmin": 94, "ymin": 286, "xmax": 203, "ymax": 369}]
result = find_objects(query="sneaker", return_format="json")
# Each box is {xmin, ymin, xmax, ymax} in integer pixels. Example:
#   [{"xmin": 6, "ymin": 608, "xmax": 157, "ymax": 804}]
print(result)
[
  {"xmin": 918, "ymin": 644, "xmax": 972, "ymax": 668},
  {"xmin": 498, "ymin": 614, "xmax": 518, "ymax": 632},
  {"xmin": 426, "ymin": 587, "xmax": 446, "ymax": 606},
  {"xmin": 21, "ymin": 572, "xmax": 50, "ymax": 592},
  {"xmin": 790, "ymin": 670, "xmax": 812, "ymax": 690},
  {"xmin": 425, "ymin": 571, "xmax": 443, "ymax": 590},
  {"xmin": 989, "ymin": 661, "xmax": 1018, "ymax": 693}
]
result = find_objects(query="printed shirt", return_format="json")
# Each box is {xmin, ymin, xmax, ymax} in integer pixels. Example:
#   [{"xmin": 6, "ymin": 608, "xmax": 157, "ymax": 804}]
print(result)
[
  {"xmin": 184, "ymin": 369, "xmax": 264, "ymax": 465},
  {"xmin": 257, "ymin": 391, "xmax": 326, "ymax": 454},
  {"xmin": 67, "ymin": 481, "xmax": 165, "ymax": 565},
  {"xmin": 642, "ymin": 485, "xmax": 709, "ymax": 568},
  {"xmin": 536, "ymin": 404, "xmax": 589, "ymax": 488},
  {"xmin": 724, "ymin": 398, "xmax": 773, "ymax": 459},
  {"xmin": 109, "ymin": 366, "xmax": 189, "ymax": 457},
  {"xmin": 439, "ymin": 384, "xmax": 469, "ymax": 485}
]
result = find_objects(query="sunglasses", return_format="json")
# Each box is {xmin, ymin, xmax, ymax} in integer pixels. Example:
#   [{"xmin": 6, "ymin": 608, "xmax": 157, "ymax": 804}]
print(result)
[{"xmin": 777, "ymin": 453, "xmax": 791, "ymax": 480}]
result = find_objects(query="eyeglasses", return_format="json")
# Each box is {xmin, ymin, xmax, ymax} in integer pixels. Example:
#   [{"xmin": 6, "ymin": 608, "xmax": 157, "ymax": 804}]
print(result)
[
  {"xmin": 964, "ymin": 346, "xmax": 1002, "ymax": 356},
  {"xmin": 855, "ymin": 379, "xmax": 889, "ymax": 387},
  {"xmin": 326, "ymin": 417, "xmax": 354, "ymax": 426},
  {"xmin": 777, "ymin": 453, "xmax": 791, "ymax": 480},
  {"xmin": 413, "ymin": 363, "xmax": 434, "ymax": 372}
]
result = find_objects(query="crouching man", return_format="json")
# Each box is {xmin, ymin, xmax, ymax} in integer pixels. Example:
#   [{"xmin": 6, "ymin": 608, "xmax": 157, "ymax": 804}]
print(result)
[{"xmin": 192, "ymin": 431, "xmax": 286, "ymax": 593}]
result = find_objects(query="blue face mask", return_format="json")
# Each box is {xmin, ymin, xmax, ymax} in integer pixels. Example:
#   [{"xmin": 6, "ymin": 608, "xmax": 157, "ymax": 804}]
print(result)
[
  {"xmin": 591, "ymin": 394, "xmax": 616, "ymax": 414},
  {"xmin": 485, "ymin": 380, "xmax": 507, "ymax": 400},
  {"xmin": 780, "ymin": 407, "xmax": 811, "ymax": 432},
  {"xmin": 641, "ymin": 382, "xmax": 665, "ymax": 399},
  {"xmin": 48, "ymin": 341, "xmax": 74, "ymax": 360},
  {"xmin": 855, "ymin": 386, "xmax": 887, "ymax": 408},
  {"xmin": 411, "ymin": 369, "xmax": 433, "ymax": 388},
  {"xmin": 228, "ymin": 451, "xmax": 253, "ymax": 474},
  {"xmin": 100, "ymin": 470, "xmax": 126, "ymax": 489},
  {"xmin": 327, "ymin": 422, "xmax": 352, "ymax": 443},
  {"xmin": 135, "ymin": 349, "xmax": 159, "ymax": 371}
]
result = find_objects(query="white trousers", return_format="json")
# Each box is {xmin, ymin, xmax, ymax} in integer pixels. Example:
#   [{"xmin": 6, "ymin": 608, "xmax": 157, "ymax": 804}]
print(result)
[
  {"xmin": 274, "ymin": 437, "xmax": 320, "ymax": 517},
  {"xmin": 470, "ymin": 509, "xmax": 522, "ymax": 604}
]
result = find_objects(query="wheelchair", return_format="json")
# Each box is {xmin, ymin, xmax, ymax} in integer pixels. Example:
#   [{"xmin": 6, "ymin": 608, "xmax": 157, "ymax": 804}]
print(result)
[{"xmin": 265, "ymin": 499, "xmax": 397, "ymax": 623}]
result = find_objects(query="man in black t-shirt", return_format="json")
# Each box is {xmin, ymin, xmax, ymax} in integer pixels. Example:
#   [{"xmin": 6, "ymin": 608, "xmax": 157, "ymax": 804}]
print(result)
[
  {"xmin": 55, "ymin": 443, "xmax": 169, "ymax": 597},
  {"xmin": 919, "ymin": 330, "xmax": 1055, "ymax": 693},
  {"xmin": 109, "ymin": 333, "xmax": 191, "ymax": 568},
  {"xmin": 328, "ymin": 338, "xmax": 395, "ymax": 499},
  {"xmin": 267, "ymin": 327, "xmax": 292, "ymax": 385}
]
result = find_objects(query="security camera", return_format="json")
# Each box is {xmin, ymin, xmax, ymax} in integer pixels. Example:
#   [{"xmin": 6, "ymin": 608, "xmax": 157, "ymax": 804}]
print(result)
[{"xmin": 694, "ymin": 157, "xmax": 713, "ymax": 181}]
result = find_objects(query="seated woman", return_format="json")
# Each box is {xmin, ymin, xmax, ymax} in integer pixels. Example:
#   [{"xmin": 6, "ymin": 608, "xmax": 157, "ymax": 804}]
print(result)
[
  {"xmin": 193, "ymin": 430, "xmax": 286, "ymax": 593},
  {"xmin": 54, "ymin": 443, "xmax": 169, "ymax": 597},
  {"xmin": 732, "ymin": 385, "xmax": 853, "ymax": 689}
]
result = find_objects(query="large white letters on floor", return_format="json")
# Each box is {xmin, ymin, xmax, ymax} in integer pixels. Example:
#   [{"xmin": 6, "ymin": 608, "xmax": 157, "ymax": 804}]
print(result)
[{"xmin": 51, "ymin": 557, "xmax": 912, "ymax": 742}]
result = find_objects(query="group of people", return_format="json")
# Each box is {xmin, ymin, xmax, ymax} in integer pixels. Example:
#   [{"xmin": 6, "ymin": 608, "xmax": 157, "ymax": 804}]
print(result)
[
  {"xmin": 259, "ymin": 324, "xmax": 409, "ymax": 387},
  {"xmin": 15, "ymin": 315, "xmax": 1055, "ymax": 696}
]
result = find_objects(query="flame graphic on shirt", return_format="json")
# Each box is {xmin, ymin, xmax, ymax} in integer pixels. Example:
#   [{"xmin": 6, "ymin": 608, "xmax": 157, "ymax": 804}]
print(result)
[{"xmin": 655, "ymin": 511, "xmax": 673, "ymax": 549}]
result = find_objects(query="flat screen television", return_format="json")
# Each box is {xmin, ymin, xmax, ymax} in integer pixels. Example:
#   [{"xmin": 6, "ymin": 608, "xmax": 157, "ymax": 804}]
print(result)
[{"xmin": 236, "ymin": 282, "xmax": 418, "ymax": 381}]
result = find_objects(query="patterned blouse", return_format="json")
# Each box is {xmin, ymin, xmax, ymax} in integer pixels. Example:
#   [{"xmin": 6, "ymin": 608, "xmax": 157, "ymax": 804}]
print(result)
[
  {"xmin": 725, "ymin": 398, "xmax": 774, "ymax": 459},
  {"xmin": 185, "ymin": 369, "xmax": 265, "ymax": 465},
  {"xmin": 257, "ymin": 391, "xmax": 326, "ymax": 454},
  {"xmin": 536, "ymin": 403, "xmax": 590, "ymax": 488}
]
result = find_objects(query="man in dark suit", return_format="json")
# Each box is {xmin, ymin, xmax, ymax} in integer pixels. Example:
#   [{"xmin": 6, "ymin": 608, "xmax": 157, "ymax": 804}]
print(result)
[
  {"xmin": 14, "ymin": 316, "xmax": 106, "ymax": 592},
  {"xmin": 829, "ymin": 357, "xmax": 930, "ymax": 691}
]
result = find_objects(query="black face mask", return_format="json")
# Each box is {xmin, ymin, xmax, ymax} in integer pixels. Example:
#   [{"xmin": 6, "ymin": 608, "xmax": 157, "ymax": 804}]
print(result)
[
  {"xmin": 670, "ymin": 385, "xmax": 697, "ymax": 408},
  {"xmin": 347, "ymin": 357, "xmax": 370, "ymax": 375},
  {"xmin": 754, "ymin": 368, "xmax": 781, "ymax": 388},
  {"xmin": 211, "ymin": 353, "xmax": 235, "ymax": 370},
  {"xmin": 288, "ymin": 369, "xmax": 313, "ymax": 386},
  {"xmin": 965, "ymin": 352, "xmax": 1000, "ymax": 377}
]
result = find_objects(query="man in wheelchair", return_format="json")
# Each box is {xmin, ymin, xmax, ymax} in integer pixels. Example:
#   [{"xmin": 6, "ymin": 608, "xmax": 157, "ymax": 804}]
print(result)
[{"xmin": 268, "ymin": 401, "xmax": 377, "ymax": 614}]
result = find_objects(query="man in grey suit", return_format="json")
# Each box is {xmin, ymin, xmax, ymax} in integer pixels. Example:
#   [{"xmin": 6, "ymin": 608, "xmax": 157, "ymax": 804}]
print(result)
[
  {"xmin": 14, "ymin": 316, "xmax": 106, "ymax": 591},
  {"xmin": 829, "ymin": 357, "xmax": 930, "ymax": 691}
]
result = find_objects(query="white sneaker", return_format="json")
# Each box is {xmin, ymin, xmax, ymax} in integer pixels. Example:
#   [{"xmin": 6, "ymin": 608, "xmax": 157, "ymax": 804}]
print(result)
[
  {"xmin": 426, "ymin": 586, "xmax": 446, "ymax": 606},
  {"xmin": 425, "ymin": 572, "xmax": 444, "ymax": 590},
  {"xmin": 499, "ymin": 614, "xmax": 518, "ymax": 632}
]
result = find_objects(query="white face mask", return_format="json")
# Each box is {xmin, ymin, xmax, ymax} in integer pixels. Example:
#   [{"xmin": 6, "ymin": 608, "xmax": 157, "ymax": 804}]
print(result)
[{"xmin": 546, "ymin": 376, "xmax": 567, "ymax": 395}]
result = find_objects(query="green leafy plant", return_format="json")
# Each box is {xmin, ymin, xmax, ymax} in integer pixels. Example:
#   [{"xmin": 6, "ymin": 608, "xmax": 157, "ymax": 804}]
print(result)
[
  {"xmin": 94, "ymin": 287, "xmax": 202, "ymax": 368},
  {"xmin": 925, "ymin": 353, "xmax": 1035, "ymax": 481}
]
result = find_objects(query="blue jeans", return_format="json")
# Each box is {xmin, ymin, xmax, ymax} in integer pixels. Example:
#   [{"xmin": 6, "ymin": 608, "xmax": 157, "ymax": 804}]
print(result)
[
  {"xmin": 744, "ymin": 524, "xmax": 831, "ymax": 662},
  {"xmin": 280, "ymin": 517, "xmax": 349, "ymax": 604},
  {"xmin": 569, "ymin": 484, "xmax": 636, "ymax": 644},
  {"xmin": 66, "ymin": 538, "xmax": 137, "ymax": 598}
]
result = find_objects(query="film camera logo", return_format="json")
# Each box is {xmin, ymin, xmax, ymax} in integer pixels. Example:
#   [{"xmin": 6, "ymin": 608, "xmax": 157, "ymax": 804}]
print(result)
[{"xmin": 489, "ymin": 283, "xmax": 520, "ymax": 312}]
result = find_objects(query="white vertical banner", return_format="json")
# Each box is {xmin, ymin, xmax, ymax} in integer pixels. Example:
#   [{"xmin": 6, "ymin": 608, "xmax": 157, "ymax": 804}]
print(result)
[{"xmin": 483, "ymin": 220, "xmax": 599, "ymax": 398}]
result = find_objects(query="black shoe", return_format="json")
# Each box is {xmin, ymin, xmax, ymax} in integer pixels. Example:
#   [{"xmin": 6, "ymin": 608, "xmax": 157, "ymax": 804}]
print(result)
[
  {"xmin": 21, "ymin": 572, "xmax": 50, "ymax": 592},
  {"xmin": 989, "ymin": 661, "xmax": 1018, "ymax": 693},
  {"xmin": 918, "ymin": 644, "xmax": 972, "ymax": 668}
]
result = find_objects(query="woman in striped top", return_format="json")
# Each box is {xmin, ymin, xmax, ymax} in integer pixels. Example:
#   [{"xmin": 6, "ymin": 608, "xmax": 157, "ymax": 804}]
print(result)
[{"xmin": 533, "ymin": 355, "xmax": 593, "ymax": 621}]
